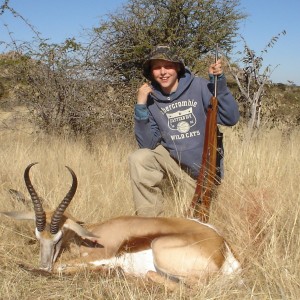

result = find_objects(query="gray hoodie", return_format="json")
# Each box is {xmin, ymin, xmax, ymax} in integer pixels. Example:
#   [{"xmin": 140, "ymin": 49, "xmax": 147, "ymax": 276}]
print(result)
[{"xmin": 134, "ymin": 68, "xmax": 239, "ymax": 179}]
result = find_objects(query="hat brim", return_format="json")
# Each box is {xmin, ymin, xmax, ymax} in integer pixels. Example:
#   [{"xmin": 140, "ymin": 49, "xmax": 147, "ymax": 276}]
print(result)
[{"xmin": 142, "ymin": 59, "xmax": 185, "ymax": 81}]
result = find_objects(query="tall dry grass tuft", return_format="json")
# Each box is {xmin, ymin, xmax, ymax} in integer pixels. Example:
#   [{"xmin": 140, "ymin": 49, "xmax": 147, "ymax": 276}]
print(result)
[
  {"xmin": 210, "ymin": 126, "xmax": 300, "ymax": 298},
  {"xmin": 0, "ymin": 125, "xmax": 299, "ymax": 299}
]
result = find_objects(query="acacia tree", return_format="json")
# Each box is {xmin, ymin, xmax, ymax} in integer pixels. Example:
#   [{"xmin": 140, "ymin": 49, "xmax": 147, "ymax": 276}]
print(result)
[
  {"xmin": 227, "ymin": 31, "xmax": 286, "ymax": 131},
  {"xmin": 0, "ymin": 0, "xmax": 247, "ymax": 136},
  {"xmin": 89, "ymin": 0, "xmax": 245, "ymax": 83}
]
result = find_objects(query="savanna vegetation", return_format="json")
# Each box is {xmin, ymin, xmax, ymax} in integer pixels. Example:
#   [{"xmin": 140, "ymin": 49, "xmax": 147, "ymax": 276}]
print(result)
[
  {"xmin": 0, "ymin": 122, "xmax": 299, "ymax": 299},
  {"xmin": 0, "ymin": 0, "xmax": 299, "ymax": 299}
]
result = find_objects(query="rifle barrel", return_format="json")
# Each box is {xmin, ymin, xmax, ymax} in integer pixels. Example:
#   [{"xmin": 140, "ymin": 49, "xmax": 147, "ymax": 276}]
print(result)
[{"xmin": 214, "ymin": 44, "xmax": 218, "ymax": 98}]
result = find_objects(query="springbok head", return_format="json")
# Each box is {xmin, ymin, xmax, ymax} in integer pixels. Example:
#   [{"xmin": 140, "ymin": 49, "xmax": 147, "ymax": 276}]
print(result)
[{"xmin": 1, "ymin": 163, "xmax": 97, "ymax": 272}]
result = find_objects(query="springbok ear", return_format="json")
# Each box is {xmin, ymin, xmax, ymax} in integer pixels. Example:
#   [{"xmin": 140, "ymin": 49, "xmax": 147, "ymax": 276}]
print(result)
[
  {"xmin": 0, "ymin": 211, "xmax": 35, "ymax": 220},
  {"xmin": 63, "ymin": 218, "xmax": 99, "ymax": 239}
]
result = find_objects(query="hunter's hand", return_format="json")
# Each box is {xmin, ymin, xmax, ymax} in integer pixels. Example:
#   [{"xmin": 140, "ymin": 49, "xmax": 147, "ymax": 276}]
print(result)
[
  {"xmin": 209, "ymin": 59, "xmax": 223, "ymax": 76},
  {"xmin": 137, "ymin": 83, "xmax": 153, "ymax": 105}
]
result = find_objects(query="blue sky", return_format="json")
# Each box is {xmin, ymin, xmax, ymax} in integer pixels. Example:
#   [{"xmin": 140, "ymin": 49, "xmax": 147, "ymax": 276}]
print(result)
[{"xmin": 0, "ymin": 0, "xmax": 299, "ymax": 85}]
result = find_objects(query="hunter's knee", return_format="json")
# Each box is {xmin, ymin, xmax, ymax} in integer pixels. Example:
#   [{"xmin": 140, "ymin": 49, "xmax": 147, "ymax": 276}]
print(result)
[{"xmin": 129, "ymin": 148, "xmax": 153, "ymax": 168}]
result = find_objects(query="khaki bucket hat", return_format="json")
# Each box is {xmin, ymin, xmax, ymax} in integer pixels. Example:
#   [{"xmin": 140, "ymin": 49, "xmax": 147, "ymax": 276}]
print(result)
[{"xmin": 142, "ymin": 45, "xmax": 185, "ymax": 80}]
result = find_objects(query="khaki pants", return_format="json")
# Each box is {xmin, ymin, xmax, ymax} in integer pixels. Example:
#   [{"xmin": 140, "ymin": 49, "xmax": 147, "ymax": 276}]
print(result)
[{"xmin": 128, "ymin": 145, "xmax": 196, "ymax": 216}]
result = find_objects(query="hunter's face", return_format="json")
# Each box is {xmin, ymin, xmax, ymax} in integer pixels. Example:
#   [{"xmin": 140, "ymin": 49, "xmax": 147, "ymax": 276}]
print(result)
[{"xmin": 151, "ymin": 60, "xmax": 179, "ymax": 94}]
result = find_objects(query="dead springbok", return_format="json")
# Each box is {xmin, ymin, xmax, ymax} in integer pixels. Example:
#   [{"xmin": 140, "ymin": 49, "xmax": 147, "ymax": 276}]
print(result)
[{"xmin": 1, "ymin": 163, "xmax": 241, "ymax": 287}]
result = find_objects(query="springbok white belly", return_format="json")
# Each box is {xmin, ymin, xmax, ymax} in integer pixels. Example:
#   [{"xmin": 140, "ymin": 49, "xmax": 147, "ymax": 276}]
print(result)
[{"xmin": 91, "ymin": 249, "xmax": 156, "ymax": 277}]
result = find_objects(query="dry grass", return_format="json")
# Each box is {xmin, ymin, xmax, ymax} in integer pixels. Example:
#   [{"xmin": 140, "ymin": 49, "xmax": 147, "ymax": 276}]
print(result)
[{"xmin": 0, "ymin": 117, "xmax": 299, "ymax": 299}]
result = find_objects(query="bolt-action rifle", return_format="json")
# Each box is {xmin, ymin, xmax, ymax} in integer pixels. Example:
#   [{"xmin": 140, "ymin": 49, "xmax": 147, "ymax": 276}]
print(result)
[{"xmin": 189, "ymin": 45, "xmax": 221, "ymax": 222}]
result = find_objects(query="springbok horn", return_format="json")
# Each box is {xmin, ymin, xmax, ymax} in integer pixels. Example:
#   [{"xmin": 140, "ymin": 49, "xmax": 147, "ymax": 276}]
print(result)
[
  {"xmin": 50, "ymin": 166, "xmax": 77, "ymax": 235},
  {"xmin": 24, "ymin": 162, "xmax": 46, "ymax": 232}
]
